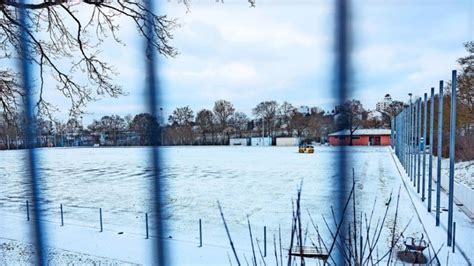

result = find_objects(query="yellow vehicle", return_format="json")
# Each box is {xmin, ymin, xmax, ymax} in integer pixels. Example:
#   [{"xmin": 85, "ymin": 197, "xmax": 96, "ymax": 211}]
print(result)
[{"xmin": 298, "ymin": 145, "xmax": 314, "ymax": 154}]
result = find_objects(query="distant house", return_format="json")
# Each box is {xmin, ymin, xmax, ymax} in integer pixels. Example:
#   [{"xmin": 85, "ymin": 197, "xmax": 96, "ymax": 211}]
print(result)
[{"xmin": 328, "ymin": 129, "xmax": 391, "ymax": 146}]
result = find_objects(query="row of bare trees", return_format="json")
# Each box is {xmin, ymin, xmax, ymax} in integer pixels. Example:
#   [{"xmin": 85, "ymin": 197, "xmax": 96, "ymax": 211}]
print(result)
[
  {"xmin": 164, "ymin": 99, "xmax": 406, "ymax": 145},
  {"xmin": 0, "ymin": 112, "xmax": 162, "ymax": 148},
  {"xmin": 0, "ymin": 96, "xmax": 408, "ymax": 148},
  {"xmin": 166, "ymin": 100, "xmax": 334, "ymax": 145}
]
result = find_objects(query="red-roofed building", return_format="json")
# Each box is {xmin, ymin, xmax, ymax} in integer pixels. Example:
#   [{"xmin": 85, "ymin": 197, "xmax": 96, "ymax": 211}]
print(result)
[{"xmin": 328, "ymin": 129, "xmax": 391, "ymax": 146}]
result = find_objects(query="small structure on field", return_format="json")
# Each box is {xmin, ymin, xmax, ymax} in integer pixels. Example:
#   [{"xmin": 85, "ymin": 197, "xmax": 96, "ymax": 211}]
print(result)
[
  {"xmin": 328, "ymin": 129, "xmax": 391, "ymax": 146},
  {"xmin": 276, "ymin": 137, "xmax": 300, "ymax": 146},
  {"xmin": 251, "ymin": 137, "xmax": 272, "ymax": 146},
  {"xmin": 229, "ymin": 138, "xmax": 249, "ymax": 146}
]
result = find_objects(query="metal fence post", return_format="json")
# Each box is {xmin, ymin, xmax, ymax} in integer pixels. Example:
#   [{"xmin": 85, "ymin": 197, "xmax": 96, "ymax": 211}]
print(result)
[
  {"xmin": 199, "ymin": 219, "xmax": 202, "ymax": 247},
  {"xmin": 264, "ymin": 225, "xmax": 267, "ymax": 257},
  {"xmin": 60, "ymin": 204, "xmax": 64, "ymax": 226},
  {"xmin": 402, "ymin": 109, "xmax": 405, "ymax": 168},
  {"xmin": 99, "ymin": 208, "xmax": 103, "ymax": 232},
  {"xmin": 452, "ymin": 222, "xmax": 456, "ymax": 253},
  {"xmin": 411, "ymin": 101, "xmax": 415, "ymax": 181},
  {"xmin": 26, "ymin": 200, "xmax": 30, "ymax": 221},
  {"xmin": 436, "ymin": 80, "xmax": 444, "ymax": 227},
  {"xmin": 422, "ymin": 93, "xmax": 427, "ymax": 201},
  {"xmin": 447, "ymin": 70, "xmax": 457, "ymax": 246},
  {"xmin": 428, "ymin": 87, "xmax": 435, "ymax": 212},
  {"xmin": 146, "ymin": 213, "xmax": 149, "ymax": 239},
  {"xmin": 409, "ymin": 101, "xmax": 413, "ymax": 180},
  {"xmin": 406, "ymin": 105, "xmax": 409, "ymax": 175},
  {"xmin": 417, "ymin": 98, "xmax": 422, "ymax": 191},
  {"xmin": 413, "ymin": 100, "xmax": 417, "ymax": 185},
  {"xmin": 391, "ymin": 119, "xmax": 394, "ymax": 149}
]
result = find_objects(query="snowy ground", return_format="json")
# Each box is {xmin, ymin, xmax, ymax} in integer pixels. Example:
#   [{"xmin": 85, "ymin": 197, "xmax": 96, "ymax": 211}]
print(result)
[
  {"xmin": 0, "ymin": 146, "xmax": 473, "ymax": 264},
  {"xmin": 0, "ymin": 238, "xmax": 138, "ymax": 265},
  {"xmin": 0, "ymin": 212, "xmax": 244, "ymax": 265}
]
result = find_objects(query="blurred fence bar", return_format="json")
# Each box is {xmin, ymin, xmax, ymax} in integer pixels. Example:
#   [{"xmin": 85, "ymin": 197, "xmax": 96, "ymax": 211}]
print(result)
[
  {"xmin": 143, "ymin": 0, "xmax": 167, "ymax": 264},
  {"xmin": 333, "ymin": 0, "xmax": 351, "ymax": 264},
  {"xmin": 17, "ymin": 0, "xmax": 48, "ymax": 263}
]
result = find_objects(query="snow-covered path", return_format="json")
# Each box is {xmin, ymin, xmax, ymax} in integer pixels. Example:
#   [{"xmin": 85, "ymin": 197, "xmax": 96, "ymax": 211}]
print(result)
[{"xmin": 390, "ymin": 150, "xmax": 474, "ymax": 265}]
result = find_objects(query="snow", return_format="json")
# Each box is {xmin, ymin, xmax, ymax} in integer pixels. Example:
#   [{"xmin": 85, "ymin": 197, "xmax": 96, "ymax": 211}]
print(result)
[
  {"xmin": 367, "ymin": 110, "xmax": 384, "ymax": 121},
  {"xmin": 0, "ymin": 146, "xmax": 473, "ymax": 264},
  {"xmin": 429, "ymin": 156, "xmax": 474, "ymax": 190},
  {"xmin": 0, "ymin": 212, "xmax": 247, "ymax": 265},
  {"xmin": 391, "ymin": 150, "xmax": 474, "ymax": 264}
]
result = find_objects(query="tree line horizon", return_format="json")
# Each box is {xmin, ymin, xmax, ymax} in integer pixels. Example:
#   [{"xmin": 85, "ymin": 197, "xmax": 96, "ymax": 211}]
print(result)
[{"xmin": 0, "ymin": 97, "xmax": 409, "ymax": 147}]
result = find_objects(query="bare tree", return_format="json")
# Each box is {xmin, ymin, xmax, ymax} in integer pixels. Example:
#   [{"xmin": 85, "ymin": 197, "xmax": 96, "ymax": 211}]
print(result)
[
  {"xmin": 88, "ymin": 115, "xmax": 126, "ymax": 145},
  {"xmin": 168, "ymin": 106, "xmax": 194, "ymax": 126},
  {"xmin": 456, "ymin": 41, "xmax": 474, "ymax": 134},
  {"xmin": 337, "ymin": 100, "xmax": 364, "ymax": 145},
  {"xmin": 379, "ymin": 101, "xmax": 405, "ymax": 128},
  {"xmin": 130, "ymin": 113, "xmax": 159, "ymax": 146},
  {"xmin": 195, "ymin": 109, "xmax": 215, "ymax": 144},
  {"xmin": 290, "ymin": 111, "xmax": 308, "ymax": 138},
  {"xmin": 213, "ymin": 100, "xmax": 235, "ymax": 144},
  {"xmin": 253, "ymin": 100, "xmax": 278, "ymax": 137},
  {"xmin": 0, "ymin": 1, "xmax": 178, "ymax": 119},
  {"xmin": 168, "ymin": 106, "xmax": 194, "ymax": 145},
  {"xmin": 0, "ymin": 70, "xmax": 22, "ymax": 123},
  {"xmin": 307, "ymin": 108, "xmax": 326, "ymax": 142},
  {"xmin": 278, "ymin": 101, "xmax": 295, "ymax": 136},
  {"xmin": 230, "ymin": 111, "xmax": 249, "ymax": 138}
]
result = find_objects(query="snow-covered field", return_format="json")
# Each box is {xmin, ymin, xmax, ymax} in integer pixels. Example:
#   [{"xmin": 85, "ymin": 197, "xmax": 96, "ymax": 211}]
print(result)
[
  {"xmin": 0, "ymin": 147, "xmax": 419, "ymax": 241},
  {"xmin": 0, "ymin": 146, "xmax": 472, "ymax": 264}
]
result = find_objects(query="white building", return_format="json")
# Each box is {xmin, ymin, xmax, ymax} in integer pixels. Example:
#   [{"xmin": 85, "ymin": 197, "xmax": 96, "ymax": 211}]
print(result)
[
  {"xmin": 376, "ymin": 94, "xmax": 392, "ymax": 112},
  {"xmin": 276, "ymin": 137, "xmax": 300, "ymax": 146},
  {"xmin": 251, "ymin": 137, "xmax": 272, "ymax": 146}
]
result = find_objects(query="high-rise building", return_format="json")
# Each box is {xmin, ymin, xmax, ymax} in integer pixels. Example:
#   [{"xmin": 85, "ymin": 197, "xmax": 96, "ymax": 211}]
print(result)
[{"xmin": 376, "ymin": 94, "xmax": 392, "ymax": 112}]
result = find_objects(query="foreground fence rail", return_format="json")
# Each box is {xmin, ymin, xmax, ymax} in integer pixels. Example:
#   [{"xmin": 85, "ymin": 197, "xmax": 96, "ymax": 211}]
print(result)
[{"xmin": 0, "ymin": 199, "xmax": 274, "ymax": 251}]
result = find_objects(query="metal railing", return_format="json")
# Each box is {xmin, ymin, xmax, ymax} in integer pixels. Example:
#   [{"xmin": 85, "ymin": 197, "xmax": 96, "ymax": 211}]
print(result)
[{"xmin": 392, "ymin": 70, "xmax": 458, "ymax": 246}]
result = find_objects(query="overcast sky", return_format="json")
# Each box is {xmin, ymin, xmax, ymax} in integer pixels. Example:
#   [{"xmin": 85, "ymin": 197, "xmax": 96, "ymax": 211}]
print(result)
[{"xmin": 29, "ymin": 0, "xmax": 474, "ymax": 124}]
